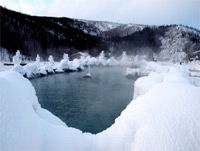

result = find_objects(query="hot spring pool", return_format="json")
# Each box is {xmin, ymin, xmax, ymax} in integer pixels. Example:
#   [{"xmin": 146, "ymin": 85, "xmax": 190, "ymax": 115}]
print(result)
[{"xmin": 31, "ymin": 67, "xmax": 137, "ymax": 134}]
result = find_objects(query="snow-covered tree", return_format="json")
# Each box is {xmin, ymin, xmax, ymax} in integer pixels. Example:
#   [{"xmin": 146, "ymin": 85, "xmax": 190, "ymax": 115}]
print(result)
[
  {"xmin": 98, "ymin": 51, "xmax": 105, "ymax": 60},
  {"xmin": 35, "ymin": 54, "xmax": 40, "ymax": 68},
  {"xmin": 159, "ymin": 27, "xmax": 189, "ymax": 62},
  {"xmin": 48, "ymin": 55, "xmax": 54, "ymax": 66},
  {"xmin": 119, "ymin": 51, "xmax": 130, "ymax": 66},
  {"xmin": 106, "ymin": 56, "xmax": 118, "ymax": 66},
  {"xmin": 98, "ymin": 51, "xmax": 106, "ymax": 66},
  {"xmin": 13, "ymin": 50, "xmax": 22, "ymax": 65},
  {"xmin": 63, "ymin": 53, "xmax": 69, "ymax": 61}
]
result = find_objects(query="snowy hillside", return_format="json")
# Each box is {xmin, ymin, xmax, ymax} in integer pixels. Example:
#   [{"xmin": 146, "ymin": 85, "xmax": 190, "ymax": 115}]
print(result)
[
  {"xmin": 0, "ymin": 6, "xmax": 200, "ymax": 61},
  {"xmin": 103, "ymin": 23, "xmax": 147, "ymax": 37},
  {"xmin": 78, "ymin": 19, "xmax": 122, "ymax": 32}
]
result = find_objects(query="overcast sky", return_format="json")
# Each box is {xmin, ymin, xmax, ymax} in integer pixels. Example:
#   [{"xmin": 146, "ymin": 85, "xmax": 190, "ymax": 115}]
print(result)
[{"xmin": 1, "ymin": 0, "xmax": 200, "ymax": 29}]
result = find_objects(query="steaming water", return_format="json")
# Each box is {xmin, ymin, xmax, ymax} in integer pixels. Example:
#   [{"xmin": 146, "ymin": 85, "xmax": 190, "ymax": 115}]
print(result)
[{"xmin": 31, "ymin": 67, "xmax": 137, "ymax": 134}]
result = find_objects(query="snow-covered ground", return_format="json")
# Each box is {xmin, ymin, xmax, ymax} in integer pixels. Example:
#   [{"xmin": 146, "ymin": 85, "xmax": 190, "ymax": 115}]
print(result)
[{"xmin": 0, "ymin": 60, "xmax": 200, "ymax": 150}]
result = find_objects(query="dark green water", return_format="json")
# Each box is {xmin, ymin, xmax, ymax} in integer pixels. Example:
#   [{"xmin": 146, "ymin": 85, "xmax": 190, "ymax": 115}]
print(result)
[{"xmin": 31, "ymin": 67, "xmax": 136, "ymax": 134}]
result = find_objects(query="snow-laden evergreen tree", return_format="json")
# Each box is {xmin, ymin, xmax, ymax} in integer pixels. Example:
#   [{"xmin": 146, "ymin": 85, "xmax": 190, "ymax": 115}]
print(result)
[
  {"xmin": 36, "ymin": 54, "xmax": 40, "ymax": 68},
  {"xmin": 63, "ymin": 53, "xmax": 69, "ymax": 61},
  {"xmin": 159, "ymin": 27, "xmax": 188, "ymax": 62},
  {"xmin": 12, "ymin": 50, "xmax": 22, "ymax": 65},
  {"xmin": 119, "ymin": 51, "xmax": 130, "ymax": 66},
  {"xmin": 98, "ymin": 51, "xmax": 106, "ymax": 66},
  {"xmin": 56, "ymin": 53, "xmax": 70, "ymax": 72},
  {"xmin": 48, "ymin": 55, "xmax": 54, "ymax": 66},
  {"xmin": 106, "ymin": 56, "xmax": 118, "ymax": 66},
  {"xmin": 98, "ymin": 51, "xmax": 105, "ymax": 60}
]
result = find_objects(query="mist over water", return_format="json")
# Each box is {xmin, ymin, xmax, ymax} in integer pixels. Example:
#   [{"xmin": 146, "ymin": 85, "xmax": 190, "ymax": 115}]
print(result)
[{"xmin": 31, "ymin": 67, "xmax": 137, "ymax": 134}]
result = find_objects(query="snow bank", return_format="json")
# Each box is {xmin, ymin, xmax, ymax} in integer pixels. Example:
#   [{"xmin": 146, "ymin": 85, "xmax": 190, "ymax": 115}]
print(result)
[
  {"xmin": 1, "ymin": 65, "xmax": 200, "ymax": 151},
  {"xmin": 0, "ymin": 71, "xmax": 95, "ymax": 150},
  {"xmin": 0, "ymin": 71, "xmax": 42, "ymax": 150},
  {"xmin": 133, "ymin": 72, "xmax": 163, "ymax": 98},
  {"xmin": 97, "ymin": 66, "xmax": 200, "ymax": 150},
  {"xmin": 12, "ymin": 64, "xmax": 25, "ymax": 75},
  {"xmin": 125, "ymin": 61, "xmax": 169, "ymax": 78}
]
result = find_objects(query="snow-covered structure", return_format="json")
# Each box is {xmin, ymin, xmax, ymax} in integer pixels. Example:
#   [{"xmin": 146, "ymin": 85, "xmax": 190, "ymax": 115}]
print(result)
[{"xmin": 12, "ymin": 50, "xmax": 22, "ymax": 65}]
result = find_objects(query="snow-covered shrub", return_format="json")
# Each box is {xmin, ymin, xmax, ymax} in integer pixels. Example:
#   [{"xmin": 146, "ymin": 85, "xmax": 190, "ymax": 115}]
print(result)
[
  {"xmin": 12, "ymin": 50, "xmax": 22, "ymax": 65},
  {"xmin": 56, "ymin": 53, "xmax": 70, "ymax": 72},
  {"xmin": 36, "ymin": 54, "xmax": 40, "ymax": 68},
  {"xmin": 48, "ymin": 55, "xmax": 54, "ymax": 66},
  {"xmin": 106, "ymin": 56, "xmax": 118, "ymax": 66},
  {"xmin": 24, "ymin": 63, "xmax": 40, "ymax": 78},
  {"xmin": 97, "ymin": 51, "xmax": 106, "ymax": 66},
  {"xmin": 12, "ymin": 65, "xmax": 25, "ymax": 76},
  {"xmin": 87, "ymin": 57, "xmax": 97, "ymax": 66},
  {"xmin": 44, "ymin": 64, "xmax": 54, "ymax": 73},
  {"xmin": 119, "ymin": 51, "xmax": 130, "ymax": 66}
]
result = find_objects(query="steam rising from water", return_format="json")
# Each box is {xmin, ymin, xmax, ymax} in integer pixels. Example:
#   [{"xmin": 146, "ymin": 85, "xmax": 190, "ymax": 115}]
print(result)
[{"xmin": 31, "ymin": 67, "xmax": 137, "ymax": 134}]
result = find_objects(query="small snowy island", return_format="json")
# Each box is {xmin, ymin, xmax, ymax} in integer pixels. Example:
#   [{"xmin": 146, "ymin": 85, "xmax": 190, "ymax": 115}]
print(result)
[{"xmin": 0, "ymin": 51, "xmax": 200, "ymax": 150}]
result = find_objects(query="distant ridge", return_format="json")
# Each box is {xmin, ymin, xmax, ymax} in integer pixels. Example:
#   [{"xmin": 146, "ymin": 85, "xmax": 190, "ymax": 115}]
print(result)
[{"xmin": 0, "ymin": 6, "xmax": 200, "ymax": 61}]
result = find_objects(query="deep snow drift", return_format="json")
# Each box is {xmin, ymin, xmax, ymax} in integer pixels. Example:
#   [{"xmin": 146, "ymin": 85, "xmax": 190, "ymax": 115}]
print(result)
[{"xmin": 0, "ymin": 64, "xmax": 200, "ymax": 150}]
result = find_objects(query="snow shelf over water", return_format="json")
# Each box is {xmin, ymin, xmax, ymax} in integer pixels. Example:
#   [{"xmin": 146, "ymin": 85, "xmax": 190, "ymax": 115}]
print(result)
[{"xmin": 0, "ymin": 64, "xmax": 200, "ymax": 150}]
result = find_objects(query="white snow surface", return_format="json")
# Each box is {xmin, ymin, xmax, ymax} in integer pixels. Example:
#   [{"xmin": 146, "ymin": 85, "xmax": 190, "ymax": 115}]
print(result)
[
  {"xmin": 133, "ymin": 72, "xmax": 163, "ymax": 98},
  {"xmin": 1, "ymin": 63, "xmax": 200, "ymax": 150}
]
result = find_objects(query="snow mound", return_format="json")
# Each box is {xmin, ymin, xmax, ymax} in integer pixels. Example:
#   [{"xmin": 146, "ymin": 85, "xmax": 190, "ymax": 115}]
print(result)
[
  {"xmin": 97, "ymin": 67, "xmax": 200, "ymax": 150},
  {"xmin": 0, "ymin": 71, "xmax": 40, "ymax": 110},
  {"xmin": 0, "ymin": 71, "xmax": 42, "ymax": 150},
  {"xmin": 133, "ymin": 72, "xmax": 163, "ymax": 98},
  {"xmin": 24, "ymin": 63, "xmax": 40, "ymax": 78},
  {"xmin": 12, "ymin": 65, "xmax": 25, "ymax": 75}
]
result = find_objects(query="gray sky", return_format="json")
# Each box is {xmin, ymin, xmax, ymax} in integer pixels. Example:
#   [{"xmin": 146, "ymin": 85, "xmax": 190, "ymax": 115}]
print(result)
[{"xmin": 1, "ymin": 0, "xmax": 200, "ymax": 30}]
